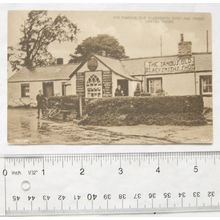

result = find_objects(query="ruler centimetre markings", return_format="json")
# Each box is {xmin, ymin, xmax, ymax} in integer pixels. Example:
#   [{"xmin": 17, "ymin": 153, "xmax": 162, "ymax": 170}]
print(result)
[{"xmin": 0, "ymin": 152, "xmax": 220, "ymax": 216}]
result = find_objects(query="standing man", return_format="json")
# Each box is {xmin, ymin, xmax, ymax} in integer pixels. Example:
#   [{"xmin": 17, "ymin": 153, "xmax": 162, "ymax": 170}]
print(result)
[{"xmin": 36, "ymin": 90, "xmax": 45, "ymax": 119}]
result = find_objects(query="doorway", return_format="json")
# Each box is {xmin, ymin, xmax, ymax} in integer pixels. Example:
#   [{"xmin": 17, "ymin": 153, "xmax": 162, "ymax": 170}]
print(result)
[
  {"xmin": 43, "ymin": 82, "xmax": 54, "ymax": 97},
  {"xmin": 117, "ymin": 79, "xmax": 129, "ymax": 96},
  {"xmin": 62, "ymin": 82, "xmax": 67, "ymax": 96}
]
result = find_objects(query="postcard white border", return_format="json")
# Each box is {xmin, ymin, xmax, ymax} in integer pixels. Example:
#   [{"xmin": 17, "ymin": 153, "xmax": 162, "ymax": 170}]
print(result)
[{"xmin": 0, "ymin": 3, "xmax": 220, "ymax": 155}]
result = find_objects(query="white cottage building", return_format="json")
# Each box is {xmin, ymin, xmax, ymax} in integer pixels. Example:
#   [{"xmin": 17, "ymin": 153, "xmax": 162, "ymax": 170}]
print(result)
[{"xmin": 8, "ymin": 34, "xmax": 212, "ymax": 107}]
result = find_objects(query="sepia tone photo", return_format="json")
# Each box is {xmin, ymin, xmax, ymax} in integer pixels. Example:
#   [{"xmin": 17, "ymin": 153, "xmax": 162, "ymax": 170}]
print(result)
[{"xmin": 7, "ymin": 11, "xmax": 212, "ymax": 144}]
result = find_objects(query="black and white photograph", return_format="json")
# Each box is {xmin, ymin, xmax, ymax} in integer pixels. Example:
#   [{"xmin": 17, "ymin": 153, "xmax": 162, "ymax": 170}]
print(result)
[{"xmin": 7, "ymin": 10, "xmax": 212, "ymax": 144}]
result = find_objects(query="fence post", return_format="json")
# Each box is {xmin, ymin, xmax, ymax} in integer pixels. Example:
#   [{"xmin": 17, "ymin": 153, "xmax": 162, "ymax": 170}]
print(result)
[{"xmin": 79, "ymin": 96, "xmax": 83, "ymax": 118}]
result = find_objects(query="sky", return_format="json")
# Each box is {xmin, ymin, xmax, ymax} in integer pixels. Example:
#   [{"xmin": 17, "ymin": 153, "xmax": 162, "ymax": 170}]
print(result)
[{"xmin": 8, "ymin": 11, "xmax": 212, "ymax": 64}]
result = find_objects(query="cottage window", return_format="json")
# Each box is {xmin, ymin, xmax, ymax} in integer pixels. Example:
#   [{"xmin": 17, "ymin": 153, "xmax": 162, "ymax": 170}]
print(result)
[
  {"xmin": 86, "ymin": 74, "xmax": 102, "ymax": 98},
  {"xmin": 21, "ymin": 83, "xmax": 30, "ymax": 97},
  {"xmin": 147, "ymin": 78, "xmax": 162, "ymax": 94},
  {"xmin": 200, "ymin": 75, "xmax": 212, "ymax": 96}
]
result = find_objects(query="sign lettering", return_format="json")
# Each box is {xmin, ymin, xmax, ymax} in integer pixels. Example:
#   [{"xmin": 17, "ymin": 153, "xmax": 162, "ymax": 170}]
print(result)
[{"xmin": 145, "ymin": 56, "xmax": 194, "ymax": 74}]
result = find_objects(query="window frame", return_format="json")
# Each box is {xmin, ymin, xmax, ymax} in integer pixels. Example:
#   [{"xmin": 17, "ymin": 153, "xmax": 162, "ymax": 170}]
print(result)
[
  {"xmin": 146, "ymin": 77, "xmax": 163, "ymax": 94},
  {"xmin": 21, "ymin": 83, "xmax": 30, "ymax": 98},
  {"xmin": 199, "ymin": 75, "xmax": 212, "ymax": 97}
]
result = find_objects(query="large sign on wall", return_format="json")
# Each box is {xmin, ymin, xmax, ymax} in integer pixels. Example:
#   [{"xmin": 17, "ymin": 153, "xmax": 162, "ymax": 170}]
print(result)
[{"xmin": 145, "ymin": 56, "xmax": 195, "ymax": 75}]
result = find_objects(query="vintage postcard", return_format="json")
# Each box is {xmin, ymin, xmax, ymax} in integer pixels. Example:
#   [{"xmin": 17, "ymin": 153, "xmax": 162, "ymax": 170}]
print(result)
[{"xmin": 7, "ymin": 10, "xmax": 212, "ymax": 145}]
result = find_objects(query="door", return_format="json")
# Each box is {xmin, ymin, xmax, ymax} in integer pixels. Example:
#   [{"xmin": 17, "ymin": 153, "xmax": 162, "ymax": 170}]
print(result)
[
  {"xmin": 62, "ymin": 82, "xmax": 67, "ymax": 96},
  {"xmin": 117, "ymin": 79, "xmax": 129, "ymax": 96},
  {"xmin": 43, "ymin": 82, "xmax": 54, "ymax": 97}
]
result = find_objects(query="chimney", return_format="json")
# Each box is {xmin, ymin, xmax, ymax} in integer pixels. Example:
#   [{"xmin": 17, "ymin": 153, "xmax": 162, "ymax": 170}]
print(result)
[
  {"xmin": 178, "ymin": 34, "xmax": 192, "ymax": 56},
  {"xmin": 57, "ymin": 58, "xmax": 64, "ymax": 65}
]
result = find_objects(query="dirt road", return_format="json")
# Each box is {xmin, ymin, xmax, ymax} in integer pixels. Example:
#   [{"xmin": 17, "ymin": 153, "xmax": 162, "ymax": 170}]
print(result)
[{"xmin": 8, "ymin": 108, "xmax": 212, "ymax": 144}]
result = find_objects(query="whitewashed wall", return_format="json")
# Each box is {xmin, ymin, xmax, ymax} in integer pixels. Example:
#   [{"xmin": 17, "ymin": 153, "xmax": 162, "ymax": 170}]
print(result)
[
  {"xmin": 145, "ymin": 73, "xmax": 195, "ymax": 96},
  {"xmin": 8, "ymin": 80, "xmax": 72, "ymax": 107},
  {"xmin": 129, "ymin": 81, "xmax": 139, "ymax": 97},
  {"xmin": 73, "ymin": 58, "xmax": 138, "ymax": 97},
  {"xmin": 162, "ymin": 73, "xmax": 195, "ymax": 96},
  {"xmin": 145, "ymin": 71, "xmax": 212, "ymax": 107},
  {"xmin": 8, "ymin": 82, "xmax": 42, "ymax": 107},
  {"xmin": 53, "ymin": 80, "xmax": 70, "ymax": 96},
  {"xmin": 67, "ymin": 74, "xmax": 76, "ymax": 96},
  {"xmin": 8, "ymin": 83, "xmax": 22, "ymax": 107}
]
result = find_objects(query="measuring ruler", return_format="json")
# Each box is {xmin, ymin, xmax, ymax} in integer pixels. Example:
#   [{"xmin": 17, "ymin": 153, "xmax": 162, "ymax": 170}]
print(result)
[{"xmin": 0, "ymin": 152, "xmax": 220, "ymax": 216}]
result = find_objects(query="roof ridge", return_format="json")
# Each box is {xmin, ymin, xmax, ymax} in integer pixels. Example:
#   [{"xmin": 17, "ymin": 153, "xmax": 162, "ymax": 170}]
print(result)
[
  {"xmin": 12, "ymin": 63, "xmax": 79, "ymax": 75},
  {"xmin": 8, "ymin": 62, "xmax": 80, "ymax": 82},
  {"xmin": 34, "ymin": 62, "xmax": 78, "ymax": 69},
  {"xmin": 93, "ymin": 54, "xmax": 139, "ymax": 81},
  {"xmin": 120, "ymin": 52, "xmax": 212, "ymax": 61},
  {"xmin": 94, "ymin": 54, "xmax": 122, "ymax": 62}
]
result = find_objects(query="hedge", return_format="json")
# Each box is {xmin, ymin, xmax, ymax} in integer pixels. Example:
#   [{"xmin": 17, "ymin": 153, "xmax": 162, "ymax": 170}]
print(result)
[
  {"xmin": 47, "ymin": 95, "xmax": 83, "ymax": 111},
  {"xmin": 84, "ymin": 96, "xmax": 203, "ymax": 114},
  {"xmin": 80, "ymin": 112, "xmax": 206, "ymax": 126},
  {"xmin": 80, "ymin": 96, "xmax": 206, "ymax": 126}
]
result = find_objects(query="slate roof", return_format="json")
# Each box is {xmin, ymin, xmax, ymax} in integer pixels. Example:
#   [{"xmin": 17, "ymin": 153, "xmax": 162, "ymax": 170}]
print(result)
[
  {"xmin": 8, "ymin": 63, "xmax": 80, "ymax": 83},
  {"xmin": 8, "ymin": 52, "xmax": 211, "ymax": 83},
  {"xmin": 94, "ymin": 54, "xmax": 139, "ymax": 81}
]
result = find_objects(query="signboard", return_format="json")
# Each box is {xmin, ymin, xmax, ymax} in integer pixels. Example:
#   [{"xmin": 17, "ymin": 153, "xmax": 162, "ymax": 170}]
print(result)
[{"xmin": 145, "ymin": 56, "xmax": 195, "ymax": 75}]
